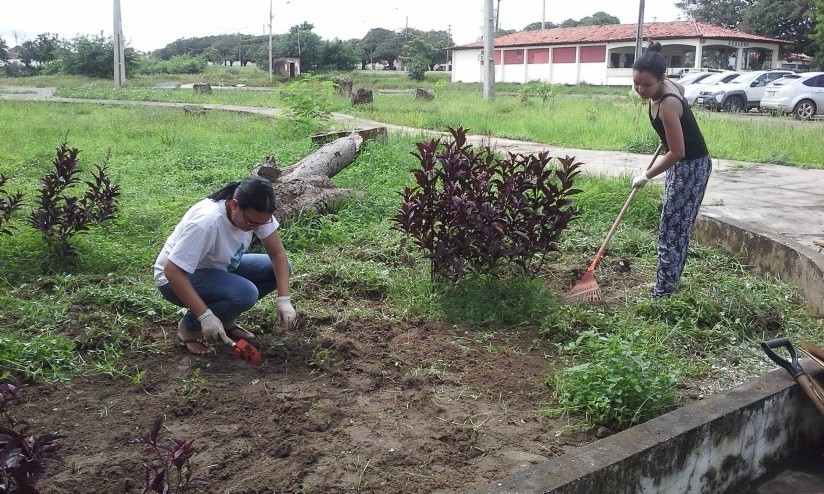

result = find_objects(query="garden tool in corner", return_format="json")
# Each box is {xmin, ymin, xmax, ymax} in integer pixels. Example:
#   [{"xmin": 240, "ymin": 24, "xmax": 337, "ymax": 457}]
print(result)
[
  {"xmin": 562, "ymin": 142, "xmax": 664, "ymax": 303},
  {"xmin": 761, "ymin": 338, "xmax": 824, "ymax": 416}
]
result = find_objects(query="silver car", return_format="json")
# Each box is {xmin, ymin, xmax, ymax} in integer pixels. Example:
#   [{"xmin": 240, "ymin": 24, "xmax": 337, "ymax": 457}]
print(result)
[
  {"xmin": 683, "ymin": 71, "xmax": 741, "ymax": 105},
  {"xmin": 761, "ymin": 71, "xmax": 824, "ymax": 120}
]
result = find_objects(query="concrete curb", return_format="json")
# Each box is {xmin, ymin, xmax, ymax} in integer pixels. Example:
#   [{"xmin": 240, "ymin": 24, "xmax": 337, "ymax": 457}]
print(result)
[
  {"xmin": 471, "ymin": 366, "xmax": 824, "ymax": 494},
  {"xmin": 694, "ymin": 214, "xmax": 824, "ymax": 315}
]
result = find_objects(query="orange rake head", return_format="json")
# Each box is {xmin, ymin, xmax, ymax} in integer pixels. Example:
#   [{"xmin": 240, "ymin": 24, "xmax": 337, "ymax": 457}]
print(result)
[
  {"xmin": 561, "ymin": 255, "xmax": 604, "ymax": 304},
  {"xmin": 561, "ymin": 269, "xmax": 602, "ymax": 303}
]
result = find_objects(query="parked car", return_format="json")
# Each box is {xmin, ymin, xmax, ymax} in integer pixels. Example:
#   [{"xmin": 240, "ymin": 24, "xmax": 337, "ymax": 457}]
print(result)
[
  {"xmin": 694, "ymin": 69, "xmax": 795, "ymax": 112},
  {"xmin": 683, "ymin": 71, "xmax": 741, "ymax": 105},
  {"xmin": 760, "ymin": 71, "xmax": 824, "ymax": 120},
  {"xmin": 674, "ymin": 71, "xmax": 717, "ymax": 86}
]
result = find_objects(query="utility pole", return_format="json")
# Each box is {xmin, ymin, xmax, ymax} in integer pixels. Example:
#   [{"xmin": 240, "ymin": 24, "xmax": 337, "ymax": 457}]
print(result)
[
  {"xmin": 112, "ymin": 0, "xmax": 126, "ymax": 88},
  {"xmin": 447, "ymin": 24, "xmax": 452, "ymax": 66},
  {"xmin": 483, "ymin": 0, "xmax": 495, "ymax": 99},
  {"xmin": 268, "ymin": 0, "xmax": 273, "ymax": 83},
  {"xmin": 635, "ymin": 0, "xmax": 646, "ymax": 63},
  {"xmin": 542, "ymin": 0, "xmax": 546, "ymax": 29}
]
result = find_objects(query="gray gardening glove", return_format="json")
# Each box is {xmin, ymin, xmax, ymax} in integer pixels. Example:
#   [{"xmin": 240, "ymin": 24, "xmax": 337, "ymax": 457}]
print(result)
[
  {"xmin": 277, "ymin": 296, "xmax": 296, "ymax": 330},
  {"xmin": 632, "ymin": 172, "xmax": 650, "ymax": 189},
  {"xmin": 198, "ymin": 309, "xmax": 231, "ymax": 344}
]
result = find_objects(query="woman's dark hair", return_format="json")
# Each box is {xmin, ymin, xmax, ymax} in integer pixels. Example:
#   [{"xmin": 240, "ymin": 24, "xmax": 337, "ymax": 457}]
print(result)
[
  {"xmin": 208, "ymin": 176, "xmax": 277, "ymax": 213},
  {"xmin": 633, "ymin": 41, "xmax": 667, "ymax": 80}
]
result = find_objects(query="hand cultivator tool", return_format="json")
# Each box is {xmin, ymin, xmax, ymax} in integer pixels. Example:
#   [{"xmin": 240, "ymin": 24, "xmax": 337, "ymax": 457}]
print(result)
[
  {"xmin": 562, "ymin": 142, "xmax": 664, "ymax": 303},
  {"xmin": 232, "ymin": 338, "xmax": 261, "ymax": 365},
  {"xmin": 761, "ymin": 338, "xmax": 824, "ymax": 416}
]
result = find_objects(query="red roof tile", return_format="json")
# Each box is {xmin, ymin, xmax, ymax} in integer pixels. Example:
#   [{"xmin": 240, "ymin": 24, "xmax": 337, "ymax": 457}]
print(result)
[{"xmin": 454, "ymin": 21, "xmax": 787, "ymax": 50}]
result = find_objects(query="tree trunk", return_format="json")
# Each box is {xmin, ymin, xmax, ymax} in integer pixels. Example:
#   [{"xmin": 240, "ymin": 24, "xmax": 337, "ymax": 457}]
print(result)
[{"xmin": 252, "ymin": 132, "xmax": 366, "ymax": 223}]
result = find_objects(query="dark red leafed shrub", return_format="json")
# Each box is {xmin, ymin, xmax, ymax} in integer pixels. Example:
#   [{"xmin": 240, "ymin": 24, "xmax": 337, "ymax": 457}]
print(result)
[
  {"xmin": 393, "ymin": 127, "xmax": 582, "ymax": 281},
  {"xmin": 131, "ymin": 415, "xmax": 202, "ymax": 494},
  {"xmin": 28, "ymin": 141, "xmax": 120, "ymax": 265},
  {"xmin": 0, "ymin": 383, "xmax": 64, "ymax": 494},
  {"xmin": 0, "ymin": 175, "xmax": 23, "ymax": 236}
]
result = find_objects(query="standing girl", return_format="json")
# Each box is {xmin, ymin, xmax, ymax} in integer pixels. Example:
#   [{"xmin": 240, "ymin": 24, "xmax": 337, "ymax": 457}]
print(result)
[{"xmin": 631, "ymin": 42, "xmax": 712, "ymax": 298}]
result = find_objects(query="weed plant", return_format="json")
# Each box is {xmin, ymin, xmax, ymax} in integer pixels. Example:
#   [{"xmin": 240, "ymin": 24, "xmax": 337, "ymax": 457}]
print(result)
[
  {"xmin": 131, "ymin": 415, "xmax": 202, "ymax": 493},
  {"xmin": 1, "ymin": 90, "xmax": 822, "ymax": 433},
  {"xmin": 0, "ymin": 383, "xmax": 64, "ymax": 493}
]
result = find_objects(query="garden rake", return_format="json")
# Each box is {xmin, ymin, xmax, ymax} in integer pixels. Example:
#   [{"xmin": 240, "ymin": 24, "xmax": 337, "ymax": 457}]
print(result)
[{"xmin": 562, "ymin": 142, "xmax": 663, "ymax": 303}]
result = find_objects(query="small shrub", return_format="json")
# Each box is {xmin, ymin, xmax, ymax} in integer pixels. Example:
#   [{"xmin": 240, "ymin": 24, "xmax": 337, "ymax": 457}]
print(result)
[
  {"xmin": 28, "ymin": 140, "xmax": 121, "ymax": 267},
  {"xmin": 278, "ymin": 75, "xmax": 335, "ymax": 122},
  {"xmin": 0, "ymin": 175, "xmax": 24, "ymax": 235},
  {"xmin": 548, "ymin": 328, "xmax": 680, "ymax": 431},
  {"xmin": 131, "ymin": 415, "xmax": 202, "ymax": 494},
  {"xmin": 393, "ymin": 127, "xmax": 581, "ymax": 281},
  {"xmin": 0, "ymin": 383, "xmax": 64, "ymax": 494}
]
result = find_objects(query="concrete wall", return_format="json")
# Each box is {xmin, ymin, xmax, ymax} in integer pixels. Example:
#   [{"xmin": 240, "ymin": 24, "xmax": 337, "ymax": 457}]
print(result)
[
  {"xmin": 472, "ymin": 367, "xmax": 824, "ymax": 494},
  {"xmin": 693, "ymin": 215, "xmax": 824, "ymax": 315}
]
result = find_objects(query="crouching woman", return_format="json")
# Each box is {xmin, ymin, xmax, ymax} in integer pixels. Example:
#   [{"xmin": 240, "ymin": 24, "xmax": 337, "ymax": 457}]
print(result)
[{"xmin": 153, "ymin": 176, "xmax": 296, "ymax": 355}]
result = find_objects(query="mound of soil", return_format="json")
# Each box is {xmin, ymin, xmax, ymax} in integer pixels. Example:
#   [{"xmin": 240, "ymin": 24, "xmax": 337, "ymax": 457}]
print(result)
[{"xmin": 23, "ymin": 316, "xmax": 594, "ymax": 493}]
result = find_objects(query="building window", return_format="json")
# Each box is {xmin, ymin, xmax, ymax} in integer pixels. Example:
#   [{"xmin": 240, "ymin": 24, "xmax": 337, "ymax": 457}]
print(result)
[
  {"xmin": 527, "ymin": 48, "xmax": 549, "ymax": 64},
  {"xmin": 579, "ymin": 45, "xmax": 606, "ymax": 63},
  {"xmin": 553, "ymin": 46, "xmax": 576, "ymax": 63},
  {"xmin": 503, "ymin": 49, "xmax": 524, "ymax": 65}
]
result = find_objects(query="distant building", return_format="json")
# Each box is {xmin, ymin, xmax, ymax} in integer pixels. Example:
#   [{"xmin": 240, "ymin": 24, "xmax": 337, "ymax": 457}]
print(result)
[
  {"xmin": 273, "ymin": 57, "xmax": 301, "ymax": 78},
  {"xmin": 451, "ymin": 21, "xmax": 788, "ymax": 86},
  {"xmin": 780, "ymin": 53, "xmax": 812, "ymax": 72}
]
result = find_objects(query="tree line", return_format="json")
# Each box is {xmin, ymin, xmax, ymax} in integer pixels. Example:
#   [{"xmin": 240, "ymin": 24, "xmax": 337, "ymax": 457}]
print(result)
[
  {"xmin": 2, "ymin": 1, "xmax": 823, "ymax": 79},
  {"xmin": 0, "ymin": 21, "xmax": 454, "ymax": 81}
]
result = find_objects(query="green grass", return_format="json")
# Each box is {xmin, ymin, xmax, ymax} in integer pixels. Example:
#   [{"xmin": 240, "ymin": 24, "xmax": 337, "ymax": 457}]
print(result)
[
  {"xmin": 1, "ymin": 83, "xmax": 822, "ymax": 432},
  {"xmin": 5, "ymin": 71, "xmax": 821, "ymax": 168}
]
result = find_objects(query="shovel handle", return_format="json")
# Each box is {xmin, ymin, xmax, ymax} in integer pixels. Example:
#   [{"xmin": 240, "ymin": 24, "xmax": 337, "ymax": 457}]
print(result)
[
  {"xmin": 797, "ymin": 373, "xmax": 824, "ymax": 416},
  {"xmin": 761, "ymin": 338, "xmax": 803, "ymax": 378}
]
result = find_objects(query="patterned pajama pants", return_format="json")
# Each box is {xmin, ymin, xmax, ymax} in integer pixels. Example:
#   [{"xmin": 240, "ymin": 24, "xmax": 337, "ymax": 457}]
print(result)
[{"xmin": 652, "ymin": 155, "xmax": 712, "ymax": 298}]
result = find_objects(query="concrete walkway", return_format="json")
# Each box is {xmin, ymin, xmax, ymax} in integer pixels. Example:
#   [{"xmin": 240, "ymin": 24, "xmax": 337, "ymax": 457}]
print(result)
[{"xmin": 3, "ymin": 85, "xmax": 823, "ymax": 310}]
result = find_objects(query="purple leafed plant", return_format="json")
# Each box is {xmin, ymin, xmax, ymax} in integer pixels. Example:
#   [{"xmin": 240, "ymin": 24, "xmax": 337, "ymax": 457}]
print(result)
[
  {"xmin": 131, "ymin": 415, "xmax": 202, "ymax": 494},
  {"xmin": 0, "ymin": 383, "xmax": 64, "ymax": 494},
  {"xmin": 393, "ymin": 127, "xmax": 582, "ymax": 281},
  {"xmin": 0, "ymin": 175, "xmax": 23, "ymax": 236},
  {"xmin": 27, "ymin": 141, "xmax": 121, "ymax": 266}
]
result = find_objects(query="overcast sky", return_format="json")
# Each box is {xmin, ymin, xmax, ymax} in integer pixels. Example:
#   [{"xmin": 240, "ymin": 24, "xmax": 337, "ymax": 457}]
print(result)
[{"xmin": 2, "ymin": 0, "xmax": 685, "ymax": 52}]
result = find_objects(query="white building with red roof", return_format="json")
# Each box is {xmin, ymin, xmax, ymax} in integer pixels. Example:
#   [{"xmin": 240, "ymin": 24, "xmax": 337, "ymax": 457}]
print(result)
[{"xmin": 451, "ymin": 21, "xmax": 788, "ymax": 86}]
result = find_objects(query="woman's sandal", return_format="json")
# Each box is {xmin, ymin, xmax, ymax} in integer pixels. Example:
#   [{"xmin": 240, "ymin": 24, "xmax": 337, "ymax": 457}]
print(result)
[
  {"xmin": 177, "ymin": 336, "xmax": 216, "ymax": 356},
  {"xmin": 226, "ymin": 325, "xmax": 255, "ymax": 340}
]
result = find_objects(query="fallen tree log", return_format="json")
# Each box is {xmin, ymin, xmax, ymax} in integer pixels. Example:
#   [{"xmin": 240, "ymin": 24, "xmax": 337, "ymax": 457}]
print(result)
[{"xmin": 252, "ymin": 132, "xmax": 365, "ymax": 223}]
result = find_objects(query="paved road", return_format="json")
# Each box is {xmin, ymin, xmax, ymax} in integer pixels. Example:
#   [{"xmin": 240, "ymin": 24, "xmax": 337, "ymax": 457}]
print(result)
[{"xmin": 3, "ymin": 85, "xmax": 823, "ymax": 283}]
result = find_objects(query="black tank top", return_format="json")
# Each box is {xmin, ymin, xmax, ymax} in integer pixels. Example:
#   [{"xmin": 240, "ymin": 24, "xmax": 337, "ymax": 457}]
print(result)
[{"xmin": 649, "ymin": 93, "xmax": 709, "ymax": 160}]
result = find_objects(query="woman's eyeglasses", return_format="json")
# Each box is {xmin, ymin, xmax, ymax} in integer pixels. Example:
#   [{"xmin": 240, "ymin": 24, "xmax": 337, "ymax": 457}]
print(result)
[{"xmin": 240, "ymin": 209, "xmax": 273, "ymax": 227}]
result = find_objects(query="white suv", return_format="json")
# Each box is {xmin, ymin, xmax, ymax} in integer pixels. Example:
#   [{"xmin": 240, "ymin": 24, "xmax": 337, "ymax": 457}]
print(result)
[
  {"xmin": 761, "ymin": 72, "xmax": 824, "ymax": 120},
  {"xmin": 694, "ymin": 70, "xmax": 795, "ymax": 112}
]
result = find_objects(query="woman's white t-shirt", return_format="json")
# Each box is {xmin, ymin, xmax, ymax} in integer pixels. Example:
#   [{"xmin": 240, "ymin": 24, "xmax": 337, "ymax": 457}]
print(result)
[{"xmin": 153, "ymin": 199, "xmax": 279, "ymax": 287}]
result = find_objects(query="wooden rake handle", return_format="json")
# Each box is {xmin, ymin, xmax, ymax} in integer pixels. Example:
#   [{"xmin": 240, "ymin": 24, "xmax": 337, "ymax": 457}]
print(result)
[{"xmin": 588, "ymin": 142, "xmax": 664, "ymax": 272}]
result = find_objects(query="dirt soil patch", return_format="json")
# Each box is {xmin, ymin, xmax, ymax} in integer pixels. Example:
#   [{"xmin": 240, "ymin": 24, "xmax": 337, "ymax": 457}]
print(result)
[{"xmin": 23, "ymin": 315, "xmax": 596, "ymax": 494}]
